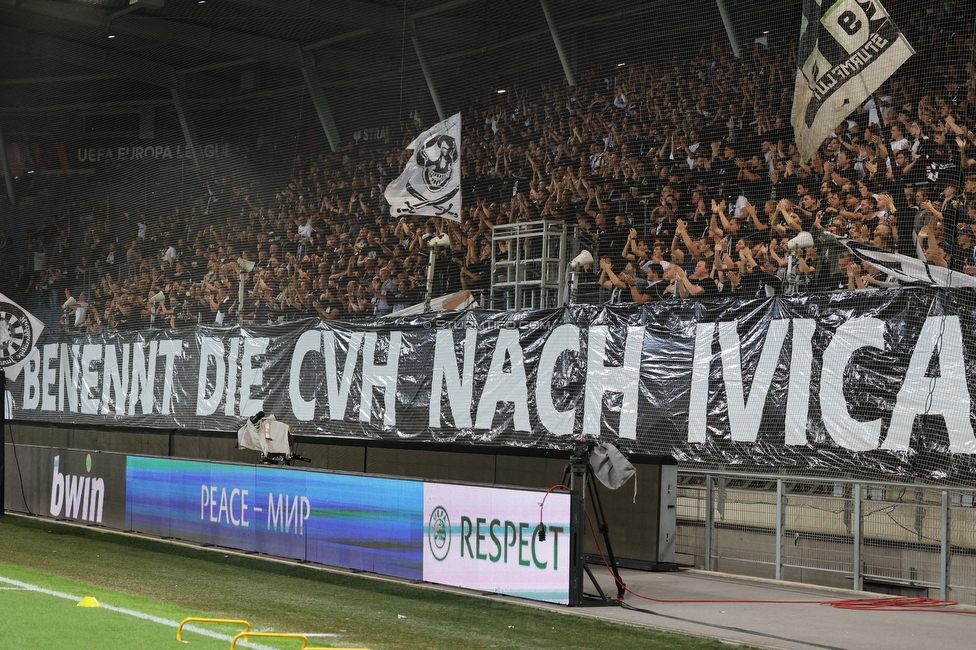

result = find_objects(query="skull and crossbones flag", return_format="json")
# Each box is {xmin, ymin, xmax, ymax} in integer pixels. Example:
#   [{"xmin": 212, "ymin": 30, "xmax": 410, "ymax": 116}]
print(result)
[
  {"xmin": 0, "ymin": 291, "xmax": 44, "ymax": 383},
  {"xmin": 792, "ymin": 0, "xmax": 913, "ymax": 161},
  {"xmin": 385, "ymin": 113, "xmax": 462, "ymax": 222}
]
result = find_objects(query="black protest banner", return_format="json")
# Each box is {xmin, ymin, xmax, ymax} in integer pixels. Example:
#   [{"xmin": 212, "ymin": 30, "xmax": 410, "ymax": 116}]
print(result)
[{"xmin": 9, "ymin": 289, "xmax": 976, "ymax": 483}]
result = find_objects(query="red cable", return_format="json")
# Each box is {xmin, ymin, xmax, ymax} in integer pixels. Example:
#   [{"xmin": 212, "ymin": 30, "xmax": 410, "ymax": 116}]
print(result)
[
  {"xmin": 539, "ymin": 485, "xmax": 573, "ymax": 530},
  {"xmin": 580, "ymin": 508, "xmax": 975, "ymax": 614}
]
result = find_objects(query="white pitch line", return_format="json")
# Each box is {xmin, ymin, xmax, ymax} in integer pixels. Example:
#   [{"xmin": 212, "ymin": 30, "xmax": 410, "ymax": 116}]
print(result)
[{"xmin": 0, "ymin": 574, "xmax": 279, "ymax": 649}]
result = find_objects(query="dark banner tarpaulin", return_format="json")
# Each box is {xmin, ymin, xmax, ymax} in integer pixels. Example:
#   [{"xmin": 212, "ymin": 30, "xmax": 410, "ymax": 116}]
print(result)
[{"xmin": 8, "ymin": 288, "xmax": 976, "ymax": 484}]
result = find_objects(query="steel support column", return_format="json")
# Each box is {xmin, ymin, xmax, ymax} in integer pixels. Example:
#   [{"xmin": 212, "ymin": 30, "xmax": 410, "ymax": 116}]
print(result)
[
  {"xmin": 410, "ymin": 19, "xmax": 445, "ymax": 121},
  {"xmin": 775, "ymin": 478, "xmax": 784, "ymax": 580},
  {"xmin": 704, "ymin": 476, "xmax": 714, "ymax": 571},
  {"xmin": 301, "ymin": 60, "xmax": 341, "ymax": 153},
  {"xmin": 170, "ymin": 82, "xmax": 200, "ymax": 170},
  {"xmin": 853, "ymin": 483, "xmax": 863, "ymax": 591},
  {"xmin": 940, "ymin": 491, "xmax": 950, "ymax": 601},
  {"xmin": 0, "ymin": 370, "xmax": 5, "ymax": 515},
  {"xmin": 540, "ymin": 0, "xmax": 576, "ymax": 86},
  {"xmin": 715, "ymin": 0, "xmax": 740, "ymax": 58},
  {"xmin": 0, "ymin": 121, "xmax": 17, "ymax": 205}
]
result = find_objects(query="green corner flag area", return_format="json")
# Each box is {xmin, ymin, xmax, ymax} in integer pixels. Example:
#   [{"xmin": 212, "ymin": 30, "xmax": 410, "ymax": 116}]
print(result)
[{"xmin": 0, "ymin": 516, "xmax": 748, "ymax": 650}]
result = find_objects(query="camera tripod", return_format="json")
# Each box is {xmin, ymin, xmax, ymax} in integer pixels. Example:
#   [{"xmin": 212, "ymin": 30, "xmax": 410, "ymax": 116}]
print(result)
[{"xmin": 563, "ymin": 441, "xmax": 626, "ymax": 603}]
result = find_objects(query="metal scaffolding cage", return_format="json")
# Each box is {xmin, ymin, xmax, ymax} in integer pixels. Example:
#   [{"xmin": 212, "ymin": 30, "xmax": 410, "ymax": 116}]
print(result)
[{"xmin": 490, "ymin": 220, "xmax": 566, "ymax": 311}]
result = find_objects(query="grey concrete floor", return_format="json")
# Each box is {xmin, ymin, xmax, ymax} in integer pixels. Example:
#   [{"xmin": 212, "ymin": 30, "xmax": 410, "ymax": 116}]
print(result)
[{"xmin": 525, "ymin": 566, "xmax": 976, "ymax": 650}]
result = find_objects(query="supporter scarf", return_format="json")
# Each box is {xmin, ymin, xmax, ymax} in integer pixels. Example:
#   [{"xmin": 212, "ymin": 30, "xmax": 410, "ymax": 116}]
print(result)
[
  {"xmin": 385, "ymin": 113, "xmax": 462, "ymax": 221},
  {"xmin": 792, "ymin": 0, "xmax": 913, "ymax": 161}
]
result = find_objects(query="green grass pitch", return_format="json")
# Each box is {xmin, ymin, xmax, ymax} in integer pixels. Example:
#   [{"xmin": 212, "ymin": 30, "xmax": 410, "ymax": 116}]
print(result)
[{"xmin": 0, "ymin": 514, "xmax": 751, "ymax": 649}]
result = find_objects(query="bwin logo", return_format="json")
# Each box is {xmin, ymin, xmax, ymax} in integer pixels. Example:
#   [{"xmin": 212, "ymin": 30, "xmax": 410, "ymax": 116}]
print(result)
[{"xmin": 50, "ymin": 455, "xmax": 105, "ymax": 523}]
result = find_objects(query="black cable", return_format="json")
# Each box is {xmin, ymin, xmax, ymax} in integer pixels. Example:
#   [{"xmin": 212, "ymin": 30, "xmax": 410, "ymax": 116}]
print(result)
[
  {"xmin": 920, "ymin": 207, "xmax": 952, "ymax": 434},
  {"xmin": 6, "ymin": 417, "xmax": 34, "ymax": 516}
]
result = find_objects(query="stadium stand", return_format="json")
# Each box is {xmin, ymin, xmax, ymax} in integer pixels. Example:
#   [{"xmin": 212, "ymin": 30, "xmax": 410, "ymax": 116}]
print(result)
[
  {"xmin": 1, "ymin": 2, "xmax": 974, "ymax": 331},
  {"xmin": 6, "ymin": 0, "xmax": 976, "ymax": 609}
]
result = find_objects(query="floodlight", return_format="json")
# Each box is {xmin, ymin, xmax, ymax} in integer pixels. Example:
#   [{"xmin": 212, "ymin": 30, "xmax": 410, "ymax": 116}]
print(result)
[
  {"xmin": 237, "ymin": 257, "xmax": 256, "ymax": 273},
  {"xmin": 568, "ymin": 250, "xmax": 593, "ymax": 270},
  {"xmin": 428, "ymin": 233, "xmax": 450, "ymax": 249},
  {"xmin": 786, "ymin": 232, "xmax": 814, "ymax": 251}
]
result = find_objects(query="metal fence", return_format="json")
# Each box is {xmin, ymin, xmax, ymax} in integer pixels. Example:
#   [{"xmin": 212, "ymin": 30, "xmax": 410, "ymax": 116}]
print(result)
[{"xmin": 675, "ymin": 471, "xmax": 976, "ymax": 605}]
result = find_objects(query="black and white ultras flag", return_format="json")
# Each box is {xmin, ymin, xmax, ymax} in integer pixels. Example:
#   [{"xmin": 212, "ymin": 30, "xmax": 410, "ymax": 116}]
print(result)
[
  {"xmin": 385, "ymin": 113, "xmax": 462, "ymax": 221},
  {"xmin": 0, "ymin": 291, "xmax": 43, "ymax": 385},
  {"xmin": 792, "ymin": 0, "xmax": 914, "ymax": 160}
]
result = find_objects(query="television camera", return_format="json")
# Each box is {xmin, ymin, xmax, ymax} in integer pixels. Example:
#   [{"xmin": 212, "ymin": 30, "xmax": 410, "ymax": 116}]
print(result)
[{"xmin": 236, "ymin": 412, "xmax": 311, "ymax": 465}]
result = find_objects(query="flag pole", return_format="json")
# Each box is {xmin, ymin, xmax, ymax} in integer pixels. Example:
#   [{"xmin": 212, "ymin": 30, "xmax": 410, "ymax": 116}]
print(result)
[{"xmin": 1, "ymin": 369, "xmax": 6, "ymax": 516}]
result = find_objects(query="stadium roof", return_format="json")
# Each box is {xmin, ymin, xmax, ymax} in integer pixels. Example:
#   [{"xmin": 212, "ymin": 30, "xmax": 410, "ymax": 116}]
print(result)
[{"xmin": 0, "ymin": 0, "xmax": 793, "ymax": 147}]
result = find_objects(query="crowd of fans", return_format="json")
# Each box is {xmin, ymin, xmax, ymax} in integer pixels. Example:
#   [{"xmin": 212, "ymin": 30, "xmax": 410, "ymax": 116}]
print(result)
[{"xmin": 5, "ymin": 4, "xmax": 976, "ymax": 331}]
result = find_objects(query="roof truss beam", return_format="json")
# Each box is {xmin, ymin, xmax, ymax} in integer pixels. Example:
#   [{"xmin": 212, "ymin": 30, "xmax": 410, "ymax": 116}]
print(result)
[
  {"xmin": 227, "ymin": 0, "xmax": 405, "ymax": 36},
  {"xmin": 4, "ymin": 0, "xmax": 391, "ymax": 75},
  {"xmin": 0, "ymin": 25, "xmax": 177, "ymax": 88}
]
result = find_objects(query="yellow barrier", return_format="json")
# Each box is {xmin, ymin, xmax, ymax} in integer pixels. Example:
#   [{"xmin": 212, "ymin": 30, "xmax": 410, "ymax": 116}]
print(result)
[
  {"xmin": 229, "ymin": 631, "xmax": 370, "ymax": 650},
  {"xmin": 176, "ymin": 617, "xmax": 251, "ymax": 643}
]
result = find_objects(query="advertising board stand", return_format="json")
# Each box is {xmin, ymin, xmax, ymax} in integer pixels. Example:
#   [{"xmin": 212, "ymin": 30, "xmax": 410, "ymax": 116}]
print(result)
[{"xmin": 567, "ymin": 489, "xmax": 585, "ymax": 606}]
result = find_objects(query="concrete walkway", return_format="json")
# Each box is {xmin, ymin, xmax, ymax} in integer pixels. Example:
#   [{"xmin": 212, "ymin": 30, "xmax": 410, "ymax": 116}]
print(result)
[{"xmin": 529, "ymin": 567, "xmax": 975, "ymax": 649}]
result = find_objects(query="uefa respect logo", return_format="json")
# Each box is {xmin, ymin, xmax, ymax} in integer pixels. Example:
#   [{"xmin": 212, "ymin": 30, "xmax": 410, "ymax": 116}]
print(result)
[{"xmin": 427, "ymin": 505, "xmax": 451, "ymax": 561}]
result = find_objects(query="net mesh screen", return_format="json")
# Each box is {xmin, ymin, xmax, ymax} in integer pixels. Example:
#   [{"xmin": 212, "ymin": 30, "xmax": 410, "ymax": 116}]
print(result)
[{"xmin": 1, "ymin": 0, "xmax": 975, "ymax": 482}]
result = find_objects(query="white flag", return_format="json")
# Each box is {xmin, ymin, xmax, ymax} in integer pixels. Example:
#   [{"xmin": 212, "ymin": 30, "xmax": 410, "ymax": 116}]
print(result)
[
  {"xmin": 792, "ymin": 0, "xmax": 914, "ymax": 161},
  {"xmin": 385, "ymin": 113, "xmax": 462, "ymax": 222},
  {"xmin": 0, "ymin": 292, "xmax": 44, "ymax": 382},
  {"xmin": 843, "ymin": 240, "xmax": 976, "ymax": 289}
]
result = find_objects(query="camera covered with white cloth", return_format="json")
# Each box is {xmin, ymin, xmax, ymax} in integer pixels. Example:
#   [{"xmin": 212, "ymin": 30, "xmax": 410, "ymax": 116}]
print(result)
[{"xmin": 236, "ymin": 411, "xmax": 310, "ymax": 465}]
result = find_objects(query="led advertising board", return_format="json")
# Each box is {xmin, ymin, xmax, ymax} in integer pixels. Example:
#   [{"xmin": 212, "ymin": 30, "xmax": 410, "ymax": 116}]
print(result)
[
  {"xmin": 123, "ymin": 456, "xmax": 572, "ymax": 603},
  {"xmin": 423, "ymin": 483, "xmax": 572, "ymax": 604},
  {"xmin": 126, "ymin": 457, "xmax": 424, "ymax": 579},
  {"xmin": 2, "ymin": 446, "xmax": 128, "ymax": 529}
]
